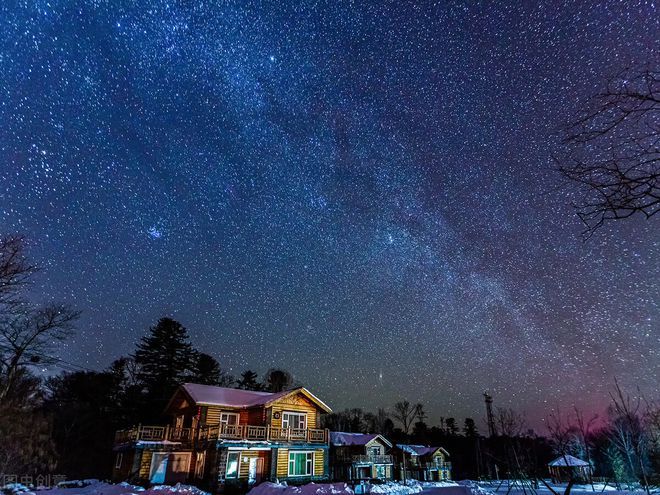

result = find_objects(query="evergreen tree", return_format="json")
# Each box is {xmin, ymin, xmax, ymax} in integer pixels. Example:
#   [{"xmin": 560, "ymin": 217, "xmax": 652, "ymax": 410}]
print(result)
[
  {"xmin": 446, "ymin": 417, "xmax": 459, "ymax": 436},
  {"xmin": 134, "ymin": 317, "xmax": 195, "ymax": 418},
  {"xmin": 463, "ymin": 417, "xmax": 478, "ymax": 437},
  {"xmin": 237, "ymin": 370, "xmax": 262, "ymax": 391},
  {"xmin": 263, "ymin": 368, "xmax": 293, "ymax": 392},
  {"xmin": 190, "ymin": 353, "xmax": 234, "ymax": 387}
]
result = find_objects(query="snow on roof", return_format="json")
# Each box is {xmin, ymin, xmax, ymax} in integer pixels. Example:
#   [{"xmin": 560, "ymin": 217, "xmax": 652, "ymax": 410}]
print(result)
[
  {"xmin": 397, "ymin": 444, "xmax": 442, "ymax": 457},
  {"xmin": 182, "ymin": 383, "xmax": 288, "ymax": 407},
  {"xmin": 548, "ymin": 455, "xmax": 590, "ymax": 467},
  {"xmin": 179, "ymin": 383, "xmax": 332, "ymax": 412},
  {"xmin": 330, "ymin": 432, "xmax": 392, "ymax": 447}
]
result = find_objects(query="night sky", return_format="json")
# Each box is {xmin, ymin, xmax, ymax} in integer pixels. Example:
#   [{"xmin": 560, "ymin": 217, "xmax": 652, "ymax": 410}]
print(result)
[{"xmin": 1, "ymin": 1, "xmax": 658, "ymax": 428}]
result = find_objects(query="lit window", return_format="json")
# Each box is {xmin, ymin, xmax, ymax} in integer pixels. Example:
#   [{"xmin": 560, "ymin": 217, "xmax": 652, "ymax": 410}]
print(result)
[
  {"xmin": 226, "ymin": 452, "xmax": 240, "ymax": 479},
  {"xmin": 220, "ymin": 412, "xmax": 239, "ymax": 425},
  {"xmin": 288, "ymin": 451, "xmax": 313, "ymax": 476},
  {"xmin": 282, "ymin": 412, "xmax": 307, "ymax": 430}
]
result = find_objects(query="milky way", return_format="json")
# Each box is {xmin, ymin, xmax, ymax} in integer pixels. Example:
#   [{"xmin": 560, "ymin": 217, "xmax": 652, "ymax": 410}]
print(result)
[{"xmin": 1, "ymin": 1, "xmax": 658, "ymax": 428}]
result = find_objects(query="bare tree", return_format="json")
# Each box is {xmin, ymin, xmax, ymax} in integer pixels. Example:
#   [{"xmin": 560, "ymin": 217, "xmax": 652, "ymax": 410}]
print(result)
[
  {"xmin": 393, "ymin": 400, "xmax": 424, "ymax": 436},
  {"xmin": 557, "ymin": 64, "xmax": 659, "ymax": 237},
  {"xmin": 608, "ymin": 379, "xmax": 651, "ymax": 494},
  {"xmin": 0, "ymin": 235, "xmax": 79, "ymax": 401},
  {"xmin": 573, "ymin": 406, "xmax": 598, "ymax": 481},
  {"xmin": 0, "ymin": 236, "xmax": 36, "ymax": 308},
  {"xmin": 496, "ymin": 407, "xmax": 527, "ymax": 437}
]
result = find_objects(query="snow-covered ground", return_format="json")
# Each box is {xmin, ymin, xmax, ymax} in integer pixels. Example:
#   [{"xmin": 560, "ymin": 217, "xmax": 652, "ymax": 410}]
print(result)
[
  {"xmin": 2, "ymin": 480, "xmax": 209, "ymax": 495},
  {"xmin": 246, "ymin": 482, "xmax": 353, "ymax": 495},
  {"xmin": 2, "ymin": 479, "xmax": 650, "ymax": 495}
]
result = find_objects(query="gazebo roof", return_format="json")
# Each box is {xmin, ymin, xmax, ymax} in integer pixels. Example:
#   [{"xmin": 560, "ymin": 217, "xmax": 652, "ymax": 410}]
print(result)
[{"xmin": 548, "ymin": 455, "xmax": 589, "ymax": 467}]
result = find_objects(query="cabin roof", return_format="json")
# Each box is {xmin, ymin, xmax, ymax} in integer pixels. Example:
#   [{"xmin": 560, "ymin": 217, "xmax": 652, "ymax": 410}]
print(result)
[
  {"xmin": 177, "ymin": 383, "xmax": 332, "ymax": 412},
  {"xmin": 397, "ymin": 444, "xmax": 449, "ymax": 457},
  {"xmin": 330, "ymin": 431, "xmax": 393, "ymax": 448},
  {"xmin": 548, "ymin": 455, "xmax": 589, "ymax": 467}
]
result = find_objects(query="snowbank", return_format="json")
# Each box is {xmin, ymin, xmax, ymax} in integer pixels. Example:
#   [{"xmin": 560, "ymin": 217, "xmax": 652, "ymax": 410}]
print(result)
[
  {"xmin": 5, "ymin": 481, "xmax": 210, "ymax": 495},
  {"xmin": 370, "ymin": 482, "xmax": 422, "ymax": 495},
  {"xmin": 246, "ymin": 482, "xmax": 353, "ymax": 495}
]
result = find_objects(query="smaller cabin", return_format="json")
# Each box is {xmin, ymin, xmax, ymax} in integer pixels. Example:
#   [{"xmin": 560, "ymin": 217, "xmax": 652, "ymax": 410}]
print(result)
[
  {"xmin": 548, "ymin": 455, "xmax": 591, "ymax": 483},
  {"xmin": 395, "ymin": 444, "xmax": 451, "ymax": 481},
  {"xmin": 330, "ymin": 432, "xmax": 394, "ymax": 481}
]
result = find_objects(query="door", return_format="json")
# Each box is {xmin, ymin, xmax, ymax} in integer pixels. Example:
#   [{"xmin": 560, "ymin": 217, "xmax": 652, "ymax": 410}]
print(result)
[
  {"xmin": 150, "ymin": 453, "xmax": 169, "ymax": 484},
  {"xmin": 248, "ymin": 457, "xmax": 265, "ymax": 485},
  {"xmin": 167, "ymin": 452, "xmax": 191, "ymax": 484}
]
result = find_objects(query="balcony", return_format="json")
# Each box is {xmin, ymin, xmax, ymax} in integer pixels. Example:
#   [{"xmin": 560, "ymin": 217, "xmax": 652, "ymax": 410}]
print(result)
[
  {"xmin": 352, "ymin": 454, "xmax": 394, "ymax": 464},
  {"xmin": 115, "ymin": 424, "xmax": 329, "ymax": 446},
  {"xmin": 422, "ymin": 461, "xmax": 452, "ymax": 470},
  {"xmin": 114, "ymin": 425, "xmax": 193, "ymax": 445}
]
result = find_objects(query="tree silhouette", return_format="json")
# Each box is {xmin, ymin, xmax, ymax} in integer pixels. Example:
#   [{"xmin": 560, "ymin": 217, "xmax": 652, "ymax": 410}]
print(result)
[
  {"xmin": 557, "ymin": 65, "xmax": 659, "ymax": 237},
  {"xmin": 237, "ymin": 370, "xmax": 262, "ymax": 391},
  {"xmin": 134, "ymin": 317, "xmax": 196, "ymax": 418}
]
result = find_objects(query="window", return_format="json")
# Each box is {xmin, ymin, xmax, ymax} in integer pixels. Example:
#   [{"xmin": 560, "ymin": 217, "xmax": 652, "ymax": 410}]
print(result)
[
  {"xmin": 369, "ymin": 446, "xmax": 382, "ymax": 456},
  {"xmin": 225, "ymin": 452, "xmax": 240, "ymax": 479},
  {"xmin": 220, "ymin": 412, "xmax": 239, "ymax": 425},
  {"xmin": 288, "ymin": 451, "xmax": 313, "ymax": 476},
  {"xmin": 282, "ymin": 412, "xmax": 307, "ymax": 430},
  {"xmin": 115, "ymin": 453, "xmax": 123, "ymax": 469},
  {"xmin": 195, "ymin": 452, "xmax": 206, "ymax": 479}
]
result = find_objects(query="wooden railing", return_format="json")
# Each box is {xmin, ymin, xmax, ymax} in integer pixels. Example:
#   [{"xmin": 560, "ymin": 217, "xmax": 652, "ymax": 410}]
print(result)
[
  {"xmin": 351, "ymin": 454, "xmax": 394, "ymax": 464},
  {"xmin": 114, "ymin": 425, "xmax": 193, "ymax": 444},
  {"xmin": 422, "ymin": 461, "xmax": 452, "ymax": 470},
  {"xmin": 117, "ymin": 424, "xmax": 328, "ymax": 445}
]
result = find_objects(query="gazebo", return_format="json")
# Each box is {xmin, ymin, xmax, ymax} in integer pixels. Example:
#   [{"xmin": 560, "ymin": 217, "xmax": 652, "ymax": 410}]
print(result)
[{"xmin": 548, "ymin": 454, "xmax": 591, "ymax": 483}]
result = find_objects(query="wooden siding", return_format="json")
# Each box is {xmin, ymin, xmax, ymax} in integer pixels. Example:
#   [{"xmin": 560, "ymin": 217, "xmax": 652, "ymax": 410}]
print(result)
[
  {"xmin": 276, "ymin": 449, "xmax": 289, "ymax": 478},
  {"xmin": 204, "ymin": 406, "xmax": 265, "ymax": 426},
  {"xmin": 314, "ymin": 449, "xmax": 324, "ymax": 475},
  {"xmin": 275, "ymin": 449, "xmax": 326, "ymax": 478},
  {"xmin": 139, "ymin": 451, "xmax": 152, "ymax": 479},
  {"xmin": 269, "ymin": 393, "xmax": 319, "ymax": 429}
]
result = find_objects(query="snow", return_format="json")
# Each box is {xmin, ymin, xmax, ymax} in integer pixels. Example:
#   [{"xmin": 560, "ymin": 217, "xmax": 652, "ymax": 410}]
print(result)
[
  {"xmin": 135, "ymin": 441, "xmax": 182, "ymax": 446},
  {"xmin": 246, "ymin": 482, "xmax": 353, "ymax": 495},
  {"xmin": 7, "ymin": 480, "xmax": 210, "ymax": 495},
  {"xmin": 10, "ymin": 479, "xmax": 647, "ymax": 495},
  {"xmin": 182, "ymin": 383, "xmax": 288, "ymax": 407},
  {"xmin": 548, "ymin": 455, "xmax": 590, "ymax": 467},
  {"xmin": 395, "ymin": 445, "xmax": 439, "ymax": 457},
  {"xmin": 330, "ymin": 432, "xmax": 389, "ymax": 447}
]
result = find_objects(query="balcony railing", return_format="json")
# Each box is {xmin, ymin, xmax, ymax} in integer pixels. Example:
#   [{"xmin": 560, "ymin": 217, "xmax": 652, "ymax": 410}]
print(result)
[
  {"xmin": 352, "ymin": 454, "xmax": 394, "ymax": 464},
  {"xmin": 422, "ymin": 461, "xmax": 452, "ymax": 470},
  {"xmin": 116, "ymin": 424, "xmax": 329, "ymax": 445},
  {"xmin": 114, "ymin": 425, "xmax": 193, "ymax": 445}
]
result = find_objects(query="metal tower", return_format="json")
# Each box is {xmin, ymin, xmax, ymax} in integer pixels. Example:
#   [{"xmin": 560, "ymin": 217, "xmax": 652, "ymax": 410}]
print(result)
[{"xmin": 484, "ymin": 392, "xmax": 496, "ymax": 437}]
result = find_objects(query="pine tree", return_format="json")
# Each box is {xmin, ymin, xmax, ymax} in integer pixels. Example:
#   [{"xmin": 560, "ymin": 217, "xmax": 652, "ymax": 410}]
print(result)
[
  {"xmin": 446, "ymin": 417, "xmax": 459, "ymax": 436},
  {"xmin": 263, "ymin": 368, "xmax": 293, "ymax": 392},
  {"xmin": 463, "ymin": 417, "xmax": 478, "ymax": 437},
  {"xmin": 190, "ymin": 353, "xmax": 234, "ymax": 387},
  {"xmin": 134, "ymin": 317, "xmax": 195, "ymax": 418},
  {"xmin": 237, "ymin": 370, "xmax": 262, "ymax": 391}
]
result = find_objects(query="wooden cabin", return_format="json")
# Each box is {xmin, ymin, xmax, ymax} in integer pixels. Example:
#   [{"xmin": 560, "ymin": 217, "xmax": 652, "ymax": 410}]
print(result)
[
  {"xmin": 329, "ymin": 432, "xmax": 394, "ymax": 482},
  {"xmin": 112, "ymin": 383, "xmax": 332, "ymax": 492},
  {"xmin": 394, "ymin": 444, "xmax": 451, "ymax": 481}
]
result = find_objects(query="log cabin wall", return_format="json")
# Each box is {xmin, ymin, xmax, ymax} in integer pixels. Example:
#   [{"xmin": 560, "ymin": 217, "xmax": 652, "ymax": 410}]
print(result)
[{"xmin": 268, "ymin": 393, "xmax": 320, "ymax": 429}]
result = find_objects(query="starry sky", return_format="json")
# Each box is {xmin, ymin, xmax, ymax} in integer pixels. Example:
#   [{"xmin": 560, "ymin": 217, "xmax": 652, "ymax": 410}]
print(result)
[{"xmin": 1, "ymin": 1, "xmax": 658, "ymax": 429}]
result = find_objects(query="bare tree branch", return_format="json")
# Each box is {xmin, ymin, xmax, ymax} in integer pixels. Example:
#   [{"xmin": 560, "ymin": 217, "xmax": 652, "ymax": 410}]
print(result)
[{"xmin": 557, "ymin": 64, "xmax": 660, "ymax": 238}]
